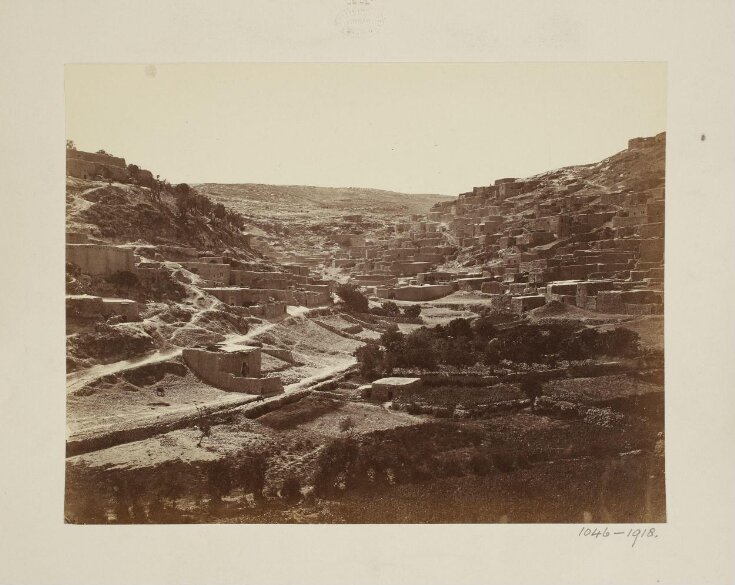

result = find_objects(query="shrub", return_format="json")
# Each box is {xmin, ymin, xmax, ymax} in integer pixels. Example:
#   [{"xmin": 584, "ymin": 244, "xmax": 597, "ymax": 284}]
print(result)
[
  {"xmin": 380, "ymin": 326, "xmax": 405, "ymax": 353},
  {"xmin": 519, "ymin": 373, "xmax": 544, "ymax": 412},
  {"xmin": 402, "ymin": 328, "xmax": 439, "ymax": 369},
  {"xmin": 195, "ymin": 194, "xmax": 212, "ymax": 216},
  {"xmin": 471, "ymin": 315, "xmax": 497, "ymax": 339},
  {"xmin": 174, "ymin": 183, "xmax": 193, "ymax": 218},
  {"xmin": 105, "ymin": 270, "xmax": 139, "ymax": 292},
  {"xmin": 355, "ymin": 343, "xmax": 384, "ymax": 378},
  {"xmin": 402, "ymin": 304, "xmax": 422, "ymax": 319},
  {"xmin": 195, "ymin": 406, "xmax": 212, "ymax": 447},
  {"xmin": 175, "ymin": 182, "xmax": 191, "ymax": 197},
  {"xmin": 205, "ymin": 460, "xmax": 232, "ymax": 503},
  {"xmin": 336, "ymin": 283, "xmax": 369, "ymax": 313},
  {"xmin": 444, "ymin": 318, "xmax": 473, "ymax": 339},
  {"xmin": 213, "ymin": 203, "xmax": 227, "ymax": 219},
  {"xmin": 226, "ymin": 210, "xmax": 245, "ymax": 229},
  {"xmin": 381, "ymin": 301, "xmax": 400, "ymax": 316},
  {"xmin": 313, "ymin": 437, "xmax": 359, "ymax": 497},
  {"xmin": 379, "ymin": 326, "xmax": 405, "ymax": 372},
  {"xmin": 280, "ymin": 476, "xmax": 302, "ymax": 503},
  {"xmin": 231, "ymin": 454, "xmax": 267, "ymax": 500},
  {"xmin": 599, "ymin": 328, "xmax": 640, "ymax": 357},
  {"xmin": 439, "ymin": 337, "xmax": 478, "ymax": 371},
  {"xmin": 339, "ymin": 416, "xmax": 355, "ymax": 432},
  {"xmin": 405, "ymin": 402, "xmax": 422, "ymax": 415}
]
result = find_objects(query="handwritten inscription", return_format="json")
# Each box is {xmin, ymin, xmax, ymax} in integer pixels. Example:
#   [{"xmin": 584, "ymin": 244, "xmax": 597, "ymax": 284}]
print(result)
[{"xmin": 578, "ymin": 526, "xmax": 659, "ymax": 547}]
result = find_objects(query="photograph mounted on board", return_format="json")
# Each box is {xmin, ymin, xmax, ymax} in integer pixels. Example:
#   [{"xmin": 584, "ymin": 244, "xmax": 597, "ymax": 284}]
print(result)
[{"xmin": 64, "ymin": 63, "xmax": 666, "ymax": 524}]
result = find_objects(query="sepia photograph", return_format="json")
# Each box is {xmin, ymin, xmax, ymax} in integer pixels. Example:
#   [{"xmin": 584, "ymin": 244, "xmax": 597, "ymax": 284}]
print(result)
[
  {"xmin": 64, "ymin": 63, "xmax": 667, "ymax": 524},
  {"xmin": 3, "ymin": 1, "xmax": 735, "ymax": 583}
]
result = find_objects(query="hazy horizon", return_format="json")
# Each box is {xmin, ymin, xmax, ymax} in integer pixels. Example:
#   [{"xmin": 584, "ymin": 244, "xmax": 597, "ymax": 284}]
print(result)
[
  {"xmin": 190, "ymin": 181, "xmax": 457, "ymax": 197},
  {"xmin": 66, "ymin": 63, "xmax": 666, "ymax": 195}
]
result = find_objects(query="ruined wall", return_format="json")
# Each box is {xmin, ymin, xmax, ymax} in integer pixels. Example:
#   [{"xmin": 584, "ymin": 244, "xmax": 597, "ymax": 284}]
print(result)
[
  {"xmin": 66, "ymin": 244, "xmax": 135, "ymax": 276},
  {"xmin": 370, "ymin": 377, "xmax": 423, "ymax": 401},
  {"xmin": 249, "ymin": 302, "xmax": 288, "ymax": 318},
  {"xmin": 596, "ymin": 289, "xmax": 663, "ymax": 314},
  {"xmin": 391, "ymin": 261, "xmax": 433, "ymax": 276},
  {"xmin": 390, "ymin": 284, "xmax": 455, "ymax": 301},
  {"xmin": 182, "ymin": 347, "xmax": 283, "ymax": 395},
  {"xmin": 66, "ymin": 150, "xmax": 128, "ymax": 181},
  {"xmin": 67, "ymin": 150, "xmax": 126, "ymax": 168},
  {"xmin": 230, "ymin": 270, "xmax": 293, "ymax": 289},
  {"xmin": 510, "ymin": 294, "xmax": 546, "ymax": 314},
  {"xmin": 66, "ymin": 295, "xmax": 140, "ymax": 321},
  {"xmin": 481, "ymin": 281, "xmax": 506, "ymax": 294},
  {"xmin": 101, "ymin": 299, "xmax": 140, "ymax": 321},
  {"xmin": 180, "ymin": 262, "xmax": 231, "ymax": 285}
]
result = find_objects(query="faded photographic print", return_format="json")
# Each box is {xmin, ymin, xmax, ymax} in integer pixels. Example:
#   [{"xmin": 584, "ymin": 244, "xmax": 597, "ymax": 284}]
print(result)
[{"xmin": 64, "ymin": 63, "xmax": 666, "ymax": 524}]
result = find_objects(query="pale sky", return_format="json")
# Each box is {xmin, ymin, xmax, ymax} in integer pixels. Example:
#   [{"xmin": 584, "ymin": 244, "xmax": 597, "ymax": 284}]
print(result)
[{"xmin": 65, "ymin": 63, "xmax": 666, "ymax": 195}]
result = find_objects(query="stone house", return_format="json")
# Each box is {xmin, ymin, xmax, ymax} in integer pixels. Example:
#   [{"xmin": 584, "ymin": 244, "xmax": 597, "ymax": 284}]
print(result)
[{"xmin": 182, "ymin": 346, "xmax": 283, "ymax": 395}]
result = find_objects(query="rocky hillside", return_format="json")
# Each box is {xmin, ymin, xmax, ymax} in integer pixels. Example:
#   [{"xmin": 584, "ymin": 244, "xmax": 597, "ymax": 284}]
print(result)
[
  {"xmin": 440, "ymin": 134, "xmax": 666, "ymax": 268},
  {"xmin": 194, "ymin": 183, "xmax": 453, "ymax": 257},
  {"xmin": 521, "ymin": 135, "xmax": 665, "ymax": 202},
  {"xmin": 66, "ymin": 178, "xmax": 258, "ymax": 256}
]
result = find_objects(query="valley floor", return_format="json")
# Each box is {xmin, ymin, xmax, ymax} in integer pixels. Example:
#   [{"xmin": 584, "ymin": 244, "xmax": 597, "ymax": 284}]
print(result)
[{"xmin": 65, "ymin": 305, "xmax": 664, "ymax": 524}]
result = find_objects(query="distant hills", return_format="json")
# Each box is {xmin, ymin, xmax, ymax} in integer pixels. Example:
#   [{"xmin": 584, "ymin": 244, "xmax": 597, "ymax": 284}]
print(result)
[{"xmin": 194, "ymin": 183, "xmax": 452, "ymax": 216}]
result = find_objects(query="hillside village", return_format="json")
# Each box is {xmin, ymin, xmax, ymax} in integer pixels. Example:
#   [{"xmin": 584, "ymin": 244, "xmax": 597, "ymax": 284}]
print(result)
[
  {"xmin": 317, "ymin": 132, "xmax": 664, "ymax": 314},
  {"xmin": 65, "ymin": 134, "xmax": 665, "ymax": 524}
]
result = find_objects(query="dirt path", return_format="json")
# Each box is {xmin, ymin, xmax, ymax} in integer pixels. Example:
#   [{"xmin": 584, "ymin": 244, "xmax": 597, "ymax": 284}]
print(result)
[
  {"xmin": 66, "ymin": 325, "xmax": 272, "ymax": 395},
  {"xmin": 66, "ymin": 357, "xmax": 354, "ymax": 457},
  {"xmin": 65, "ymin": 306, "xmax": 323, "ymax": 395},
  {"xmin": 284, "ymin": 358, "xmax": 357, "ymax": 392},
  {"xmin": 65, "ymin": 304, "xmax": 355, "ymax": 456}
]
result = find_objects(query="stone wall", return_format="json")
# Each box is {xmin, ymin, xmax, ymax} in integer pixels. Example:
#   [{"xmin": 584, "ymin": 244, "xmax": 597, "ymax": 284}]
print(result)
[
  {"xmin": 67, "ymin": 150, "xmax": 126, "ymax": 168},
  {"xmin": 181, "ymin": 262, "xmax": 231, "ymax": 285},
  {"xmin": 66, "ymin": 150, "xmax": 128, "ymax": 181},
  {"xmin": 204, "ymin": 287, "xmax": 288, "ymax": 304},
  {"xmin": 510, "ymin": 294, "xmax": 546, "ymax": 314},
  {"xmin": 230, "ymin": 270, "xmax": 293, "ymax": 289},
  {"xmin": 481, "ymin": 281, "xmax": 505, "ymax": 294},
  {"xmin": 66, "ymin": 295, "xmax": 140, "ymax": 321},
  {"xmin": 182, "ymin": 347, "xmax": 284, "ymax": 395},
  {"xmin": 389, "ymin": 284, "xmax": 455, "ymax": 301},
  {"xmin": 249, "ymin": 302, "xmax": 288, "ymax": 319},
  {"xmin": 368, "ymin": 377, "xmax": 423, "ymax": 401},
  {"xmin": 101, "ymin": 298, "xmax": 140, "ymax": 321},
  {"xmin": 66, "ymin": 244, "xmax": 135, "ymax": 276}
]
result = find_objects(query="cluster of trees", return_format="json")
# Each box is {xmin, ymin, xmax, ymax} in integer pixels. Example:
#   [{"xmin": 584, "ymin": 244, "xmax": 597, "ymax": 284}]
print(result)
[
  {"xmin": 170, "ymin": 182, "xmax": 245, "ymax": 227},
  {"xmin": 335, "ymin": 283, "xmax": 369, "ymax": 312},
  {"xmin": 369, "ymin": 300, "xmax": 422, "ymax": 320},
  {"xmin": 311, "ymin": 422, "xmax": 536, "ymax": 497},
  {"xmin": 356, "ymin": 316, "xmax": 641, "ymax": 378},
  {"xmin": 335, "ymin": 284, "xmax": 421, "ymax": 320}
]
